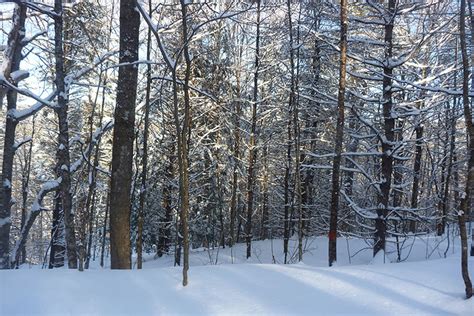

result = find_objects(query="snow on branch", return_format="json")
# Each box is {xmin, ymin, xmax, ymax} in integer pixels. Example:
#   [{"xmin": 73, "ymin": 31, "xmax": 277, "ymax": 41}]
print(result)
[
  {"xmin": 7, "ymin": 91, "xmax": 56, "ymax": 122},
  {"xmin": 4, "ymin": 51, "xmax": 115, "ymax": 121},
  {"xmin": 0, "ymin": 77, "xmax": 57, "ymax": 108},
  {"xmin": 136, "ymin": 1, "xmax": 176, "ymax": 71},
  {"xmin": 12, "ymin": 136, "xmax": 31, "ymax": 152}
]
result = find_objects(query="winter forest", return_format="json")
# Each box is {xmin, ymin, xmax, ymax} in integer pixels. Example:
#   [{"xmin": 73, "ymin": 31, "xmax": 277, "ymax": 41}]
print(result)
[{"xmin": 0, "ymin": 0, "xmax": 473, "ymax": 314}]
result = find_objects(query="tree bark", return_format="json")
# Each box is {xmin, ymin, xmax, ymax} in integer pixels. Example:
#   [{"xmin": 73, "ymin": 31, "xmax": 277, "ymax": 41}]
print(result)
[
  {"xmin": 49, "ymin": 191, "xmax": 65, "ymax": 268},
  {"xmin": 54, "ymin": 0, "xmax": 78, "ymax": 269}
]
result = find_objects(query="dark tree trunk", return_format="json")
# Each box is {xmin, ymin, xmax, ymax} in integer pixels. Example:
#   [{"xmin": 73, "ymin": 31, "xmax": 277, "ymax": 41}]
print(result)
[
  {"xmin": 158, "ymin": 144, "xmax": 174, "ymax": 257},
  {"xmin": 54, "ymin": 0, "xmax": 77, "ymax": 269},
  {"xmin": 283, "ymin": 123, "xmax": 291, "ymax": 264},
  {"xmin": 409, "ymin": 124, "xmax": 423, "ymax": 233},
  {"xmin": 100, "ymin": 188, "xmax": 110, "ymax": 268},
  {"xmin": 437, "ymin": 102, "xmax": 457, "ymax": 238},
  {"xmin": 301, "ymin": 24, "xmax": 322, "ymax": 237},
  {"xmin": 282, "ymin": 27, "xmax": 296, "ymax": 261},
  {"xmin": 109, "ymin": 0, "xmax": 140, "ymax": 269},
  {"xmin": 84, "ymin": 84, "xmax": 106, "ymax": 270},
  {"xmin": 19, "ymin": 118, "xmax": 35, "ymax": 265},
  {"xmin": 229, "ymin": 81, "xmax": 242, "ymax": 247},
  {"xmin": 458, "ymin": 0, "xmax": 473, "ymax": 299},
  {"xmin": 229, "ymin": 63, "xmax": 242, "ymax": 247},
  {"xmin": 0, "ymin": 3, "xmax": 27, "ymax": 270},
  {"xmin": 328, "ymin": 0, "xmax": 348, "ymax": 266},
  {"xmin": 137, "ymin": 0, "xmax": 153, "ymax": 270},
  {"xmin": 288, "ymin": 1, "xmax": 303, "ymax": 262},
  {"xmin": 83, "ymin": 77, "xmax": 107, "ymax": 270},
  {"xmin": 392, "ymin": 122, "xmax": 404, "ymax": 262},
  {"xmin": 374, "ymin": 0, "xmax": 396, "ymax": 257},
  {"xmin": 342, "ymin": 114, "xmax": 359, "ymax": 234},
  {"xmin": 49, "ymin": 191, "xmax": 65, "ymax": 269},
  {"xmin": 260, "ymin": 147, "xmax": 269, "ymax": 240},
  {"xmin": 245, "ymin": 0, "xmax": 261, "ymax": 259}
]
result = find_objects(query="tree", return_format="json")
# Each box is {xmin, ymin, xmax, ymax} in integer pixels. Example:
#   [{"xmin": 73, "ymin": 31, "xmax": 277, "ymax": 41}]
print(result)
[
  {"xmin": 328, "ymin": 0, "xmax": 348, "ymax": 267},
  {"xmin": 245, "ymin": 0, "xmax": 261, "ymax": 260},
  {"xmin": 109, "ymin": 0, "xmax": 140, "ymax": 269},
  {"xmin": 136, "ymin": 0, "xmax": 153, "ymax": 271},
  {"xmin": 0, "ymin": 2, "xmax": 27, "ymax": 269},
  {"xmin": 458, "ymin": 0, "xmax": 473, "ymax": 299},
  {"xmin": 54, "ymin": 0, "xmax": 78, "ymax": 269}
]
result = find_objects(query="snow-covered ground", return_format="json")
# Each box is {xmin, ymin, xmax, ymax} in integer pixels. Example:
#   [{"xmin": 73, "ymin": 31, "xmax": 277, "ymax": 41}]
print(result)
[{"xmin": 1, "ymin": 235, "xmax": 473, "ymax": 315}]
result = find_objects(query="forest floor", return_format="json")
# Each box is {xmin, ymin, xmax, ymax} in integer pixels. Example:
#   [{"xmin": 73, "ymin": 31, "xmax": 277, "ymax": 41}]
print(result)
[{"xmin": 1, "ymin": 234, "xmax": 473, "ymax": 315}]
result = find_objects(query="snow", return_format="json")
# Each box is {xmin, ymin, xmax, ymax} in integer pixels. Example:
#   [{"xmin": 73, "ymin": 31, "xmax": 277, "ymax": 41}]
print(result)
[
  {"xmin": 31, "ymin": 178, "xmax": 61, "ymax": 213},
  {"xmin": 1, "ymin": 236, "xmax": 473, "ymax": 315},
  {"xmin": 0, "ymin": 217, "xmax": 11, "ymax": 227},
  {"xmin": 3, "ymin": 179, "xmax": 11, "ymax": 189},
  {"xmin": 1, "ymin": 255, "xmax": 471, "ymax": 315},
  {"xmin": 369, "ymin": 250, "xmax": 389, "ymax": 265},
  {"xmin": 10, "ymin": 69, "xmax": 29, "ymax": 82},
  {"xmin": 13, "ymin": 136, "xmax": 32, "ymax": 150},
  {"xmin": 6, "ymin": 90, "xmax": 55, "ymax": 121}
]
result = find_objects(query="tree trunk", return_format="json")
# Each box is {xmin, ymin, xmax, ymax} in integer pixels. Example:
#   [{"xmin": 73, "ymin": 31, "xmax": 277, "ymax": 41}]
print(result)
[
  {"xmin": 409, "ymin": 123, "xmax": 423, "ymax": 233},
  {"xmin": 260, "ymin": 146, "xmax": 269, "ymax": 240},
  {"xmin": 0, "ymin": 3, "xmax": 27, "ymax": 270},
  {"xmin": 100, "ymin": 188, "xmax": 110, "ymax": 268},
  {"xmin": 136, "ymin": 0, "xmax": 153, "ymax": 270},
  {"xmin": 328, "ymin": 0, "xmax": 348, "ymax": 266},
  {"xmin": 82, "ymin": 77, "xmax": 106, "ymax": 269},
  {"xmin": 54, "ymin": 0, "xmax": 78, "ymax": 269},
  {"xmin": 458, "ymin": 0, "xmax": 473, "ymax": 299},
  {"xmin": 49, "ymin": 191, "xmax": 65, "ymax": 268},
  {"xmin": 109, "ymin": 0, "xmax": 140, "ymax": 269},
  {"xmin": 19, "ymin": 118, "xmax": 35, "ymax": 265},
  {"xmin": 229, "ymin": 60, "xmax": 242, "ymax": 248},
  {"xmin": 245, "ymin": 0, "xmax": 261, "ymax": 260},
  {"xmin": 374, "ymin": 0, "xmax": 396, "ymax": 257},
  {"xmin": 173, "ymin": 0, "xmax": 193, "ymax": 286},
  {"xmin": 158, "ymin": 144, "xmax": 174, "ymax": 257}
]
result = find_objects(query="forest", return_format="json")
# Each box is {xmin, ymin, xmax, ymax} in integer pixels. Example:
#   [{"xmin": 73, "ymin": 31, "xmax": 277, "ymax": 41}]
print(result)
[{"xmin": 0, "ymin": 0, "xmax": 473, "ymax": 315}]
